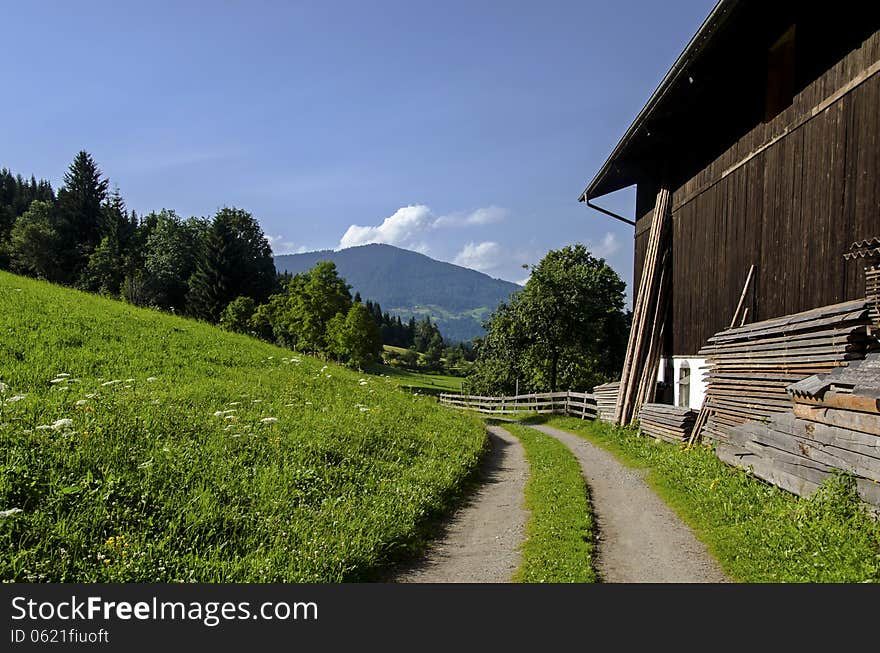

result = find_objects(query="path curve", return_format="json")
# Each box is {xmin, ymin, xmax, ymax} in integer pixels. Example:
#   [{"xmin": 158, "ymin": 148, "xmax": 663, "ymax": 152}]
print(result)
[
  {"xmin": 528, "ymin": 423, "xmax": 728, "ymax": 583},
  {"xmin": 392, "ymin": 426, "xmax": 529, "ymax": 583}
]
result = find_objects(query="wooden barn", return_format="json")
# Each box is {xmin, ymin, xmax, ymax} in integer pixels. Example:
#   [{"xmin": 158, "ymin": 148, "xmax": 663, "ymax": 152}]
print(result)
[{"xmin": 581, "ymin": 1, "xmax": 880, "ymax": 503}]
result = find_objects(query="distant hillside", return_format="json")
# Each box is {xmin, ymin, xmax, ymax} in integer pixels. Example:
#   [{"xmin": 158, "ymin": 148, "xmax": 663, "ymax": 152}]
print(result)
[{"xmin": 274, "ymin": 244, "xmax": 521, "ymax": 342}]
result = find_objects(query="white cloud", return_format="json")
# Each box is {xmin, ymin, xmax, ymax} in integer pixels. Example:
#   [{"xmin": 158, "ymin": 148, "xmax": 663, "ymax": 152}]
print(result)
[
  {"xmin": 592, "ymin": 232, "xmax": 621, "ymax": 259},
  {"xmin": 434, "ymin": 205, "xmax": 507, "ymax": 227},
  {"xmin": 453, "ymin": 241, "xmax": 503, "ymax": 273},
  {"xmin": 339, "ymin": 205, "xmax": 435, "ymax": 250},
  {"xmin": 338, "ymin": 204, "xmax": 507, "ymax": 250}
]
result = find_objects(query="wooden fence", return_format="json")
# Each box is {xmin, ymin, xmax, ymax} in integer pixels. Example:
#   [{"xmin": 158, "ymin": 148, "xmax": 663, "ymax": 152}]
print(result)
[{"xmin": 439, "ymin": 391, "xmax": 597, "ymax": 419}]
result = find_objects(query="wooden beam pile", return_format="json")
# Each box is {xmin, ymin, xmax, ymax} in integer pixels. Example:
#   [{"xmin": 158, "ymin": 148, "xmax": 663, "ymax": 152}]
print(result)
[
  {"xmin": 638, "ymin": 403, "xmax": 696, "ymax": 443},
  {"xmin": 717, "ymin": 412, "xmax": 880, "ymax": 506},
  {"xmin": 593, "ymin": 382, "xmax": 620, "ymax": 422},
  {"xmin": 615, "ymin": 187, "xmax": 671, "ymax": 426},
  {"xmin": 694, "ymin": 299, "xmax": 874, "ymax": 442},
  {"xmin": 717, "ymin": 353, "xmax": 880, "ymax": 507}
]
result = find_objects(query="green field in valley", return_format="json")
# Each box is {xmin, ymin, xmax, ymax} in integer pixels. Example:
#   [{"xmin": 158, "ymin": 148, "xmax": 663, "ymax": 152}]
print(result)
[
  {"xmin": 0, "ymin": 271, "xmax": 486, "ymax": 582},
  {"xmin": 368, "ymin": 348, "xmax": 465, "ymax": 394}
]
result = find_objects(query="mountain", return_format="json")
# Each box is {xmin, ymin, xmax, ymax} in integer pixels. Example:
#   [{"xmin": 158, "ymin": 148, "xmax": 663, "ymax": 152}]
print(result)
[{"xmin": 274, "ymin": 243, "xmax": 521, "ymax": 342}]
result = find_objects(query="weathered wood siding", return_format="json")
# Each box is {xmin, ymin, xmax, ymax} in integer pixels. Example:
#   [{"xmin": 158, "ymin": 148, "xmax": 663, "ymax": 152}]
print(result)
[{"xmin": 651, "ymin": 29, "xmax": 880, "ymax": 356}]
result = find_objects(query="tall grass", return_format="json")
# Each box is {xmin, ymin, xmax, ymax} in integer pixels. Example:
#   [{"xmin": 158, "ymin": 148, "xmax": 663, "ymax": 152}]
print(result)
[
  {"xmin": 0, "ymin": 272, "xmax": 486, "ymax": 582},
  {"xmin": 543, "ymin": 416, "xmax": 880, "ymax": 583}
]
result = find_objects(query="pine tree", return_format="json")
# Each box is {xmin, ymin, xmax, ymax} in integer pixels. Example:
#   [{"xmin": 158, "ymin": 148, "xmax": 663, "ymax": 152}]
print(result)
[
  {"xmin": 187, "ymin": 218, "xmax": 234, "ymax": 321},
  {"xmin": 56, "ymin": 151, "xmax": 109, "ymax": 276}
]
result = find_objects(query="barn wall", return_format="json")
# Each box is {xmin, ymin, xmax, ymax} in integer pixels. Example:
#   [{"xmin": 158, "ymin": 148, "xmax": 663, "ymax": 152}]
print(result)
[{"xmin": 647, "ymin": 29, "xmax": 880, "ymax": 356}]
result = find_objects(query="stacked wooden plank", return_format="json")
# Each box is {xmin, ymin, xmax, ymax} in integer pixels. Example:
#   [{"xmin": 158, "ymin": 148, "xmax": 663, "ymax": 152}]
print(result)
[
  {"xmin": 615, "ymin": 187, "xmax": 671, "ymax": 425},
  {"xmin": 695, "ymin": 299, "xmax": 873, "ymax": 442},
  {"xmin": 638, "ymin": 403, "xmax": 696, "ymax": 443},
  {"xmin": 593, "ymin": 382, "xmax": 620, "ymax": 422},
  {"xmin": 717, "ymin": 353, "xmax": 880, "ymax": 507}
]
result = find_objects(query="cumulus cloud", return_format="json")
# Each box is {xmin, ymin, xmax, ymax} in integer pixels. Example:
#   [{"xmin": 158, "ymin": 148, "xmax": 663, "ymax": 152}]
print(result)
[
  {"xmin": 338, "ymin": 204, "xmax": 507, "ymax": 250},
  {"xmin": 339, "ymin": 205, "xmax": 436, "ymax": 250},
  {"xmin": 453, "ymin": 241, "xmax": 503, "ymax": 273}
]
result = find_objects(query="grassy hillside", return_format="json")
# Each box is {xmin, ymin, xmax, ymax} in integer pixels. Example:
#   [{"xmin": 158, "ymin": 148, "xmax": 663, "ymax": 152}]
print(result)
[{"xmin": 0, "ymin": 271, "xmax": 486, "ymax": 582}]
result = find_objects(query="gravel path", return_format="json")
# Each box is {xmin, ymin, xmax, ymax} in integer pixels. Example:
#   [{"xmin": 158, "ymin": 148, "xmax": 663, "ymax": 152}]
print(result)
[
  {"xmin": 391, "ymin": 426, "xmax": 529, "ymax": 583},
  {"xmin": 527, "ymin": 423, "xmax": 728, "ymax": 583}
]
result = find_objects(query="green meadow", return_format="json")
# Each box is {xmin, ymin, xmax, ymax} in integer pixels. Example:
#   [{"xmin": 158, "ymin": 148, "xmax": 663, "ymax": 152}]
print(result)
[{"xmin": 0, "ymin": 271, "xmax": 486, "ymax": 582}]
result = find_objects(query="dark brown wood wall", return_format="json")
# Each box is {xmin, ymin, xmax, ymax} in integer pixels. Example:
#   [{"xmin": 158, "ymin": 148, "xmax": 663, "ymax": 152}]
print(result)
[{"xmin": 645, "ymin": 30, "xmax": 880, "ymax": 356}]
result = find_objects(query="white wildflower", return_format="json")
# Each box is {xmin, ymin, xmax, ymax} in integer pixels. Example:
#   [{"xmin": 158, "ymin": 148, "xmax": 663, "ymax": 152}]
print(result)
[
  {"xmin": 35, "ymin": 425, "xmax": 53, "ymax": 431},
  {"xmin": 152, "ymin": 399, "xmax": 161, "ymax": 405},
  {"xmin": 285, "ymin": 403, "xmax": 295, "ymax": 407},
  {"xmin": 75, "ymin": 400, "xmax": 88, "ymax": 407},
  {"xmin": 146, "ymin": 376, "xmax": 158, "ymax": 382},
  {"xmin": 50, "ymin": 378, "xmax": 68, "ymax": 384},
  {"xmin": 213, "ymin": 409, "xmax": 237, "ymax": 417},
  {"xmin": 305, "ymin": 401, "xmax": 312, "ymax": 405},
  {"xmin": 124, "ymin": 385, "xmax": 133, "ymax": 389},
  {"xmin": 6, "ymin": 394, "xmax": 26, "ymax": 403},
  {"xmin": 0, "ymin": 508, "xmax": 23, "ymax": 518},
  {"xmin": 85, "ymin": 393, "xmax": 97, "ymax": 399},
  {"xmin": 225, "ymin": 415, "xmax": 238, "ymax": 421},
  {"xmin": 52, "ymin": 418, "xmax": 74, "ymax": 430},
  {"xmin": 359, "ymin": 407, "xmax": 369, "ymax": 412},
  {"xmin": 101, "ymin": 380, "xmax": 121, "ymax": 387},
  {"xmin": 125, "ymin": 378, "xmax": 135, "ymax": 382},
  {"xmin": 359, "ymin": 380, "xmax": 368, "ymax": 386},
  {"xmin": 326, "ymin": 374, "xmax": 332, "ymax": 379},
  {"xmin": 252, "ymin": 399, "xmax": 262, "ymax": 404},
  {"xmin": 320, "ymin": 365, "xmax": 327, "ymax": 372},
  {"xmin": 260, "ymin": 417, "xmax": 278, "ymax": 424},
  {"xmin": 228, "ymin": 401, "xmax": 241, "ymax": 406},
  {"xmin": 0, "ymin": 382, "xmax": 9, "ymax": 393},
  {"xmin": 267, "ymin": 356, "xmax": 274, "ymax": 360},
  {"xmin": 55, "ymin": 373, "xmax": 70, "ymax": 378},
  {"xmin": 13, "ymin": 288, "xmax": 22, "ymax": 292},
  {"xmin": 138, "ymin": 459, "xmax": 153, "ymax": 469}
]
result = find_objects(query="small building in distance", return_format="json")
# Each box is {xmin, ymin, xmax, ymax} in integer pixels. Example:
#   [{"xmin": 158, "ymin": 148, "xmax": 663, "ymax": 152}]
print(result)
[{"xmin": 581, "ymin": 1, "xmax": 880, "ymax": 411}]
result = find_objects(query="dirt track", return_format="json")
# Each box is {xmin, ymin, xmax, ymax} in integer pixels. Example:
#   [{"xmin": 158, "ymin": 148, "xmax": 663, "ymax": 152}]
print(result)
[
  {"xmin": 528, "ymin": 423, "xmax": 728, "ymax": 583},
  {"xmin": 391, "ymin": 425, "xmax": 529, "ymax": 583}
]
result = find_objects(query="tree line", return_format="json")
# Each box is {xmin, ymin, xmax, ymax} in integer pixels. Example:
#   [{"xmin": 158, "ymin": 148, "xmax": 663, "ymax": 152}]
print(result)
[{"xmin": 0, "ymin": 151, "xmax": 459, "ymax": 371}]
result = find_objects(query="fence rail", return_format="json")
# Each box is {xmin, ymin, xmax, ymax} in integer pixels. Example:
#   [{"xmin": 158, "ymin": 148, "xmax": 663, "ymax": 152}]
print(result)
[{"xmin": 439, "ymin": 391, "xmax": 597, "ymax": 419}]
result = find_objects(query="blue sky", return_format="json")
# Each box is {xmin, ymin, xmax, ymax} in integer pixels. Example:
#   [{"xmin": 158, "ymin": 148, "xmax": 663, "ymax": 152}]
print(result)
[{"xmin": 3, "ymin": 0, "xmax": 714, "ymax": 294}]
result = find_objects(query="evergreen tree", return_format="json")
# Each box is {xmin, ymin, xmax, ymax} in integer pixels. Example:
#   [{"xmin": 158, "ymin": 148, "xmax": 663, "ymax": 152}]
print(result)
[
  {"xmin": 56, "ymin": 151, "xmax": 109, "ymax": 276},
  {"xmin": 187, "ymin": 218, "xmax": 234, "ymax": 321},
  {"xmin": 186, "ymin": 208, "xmax": 275, "ymax": 321}
]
